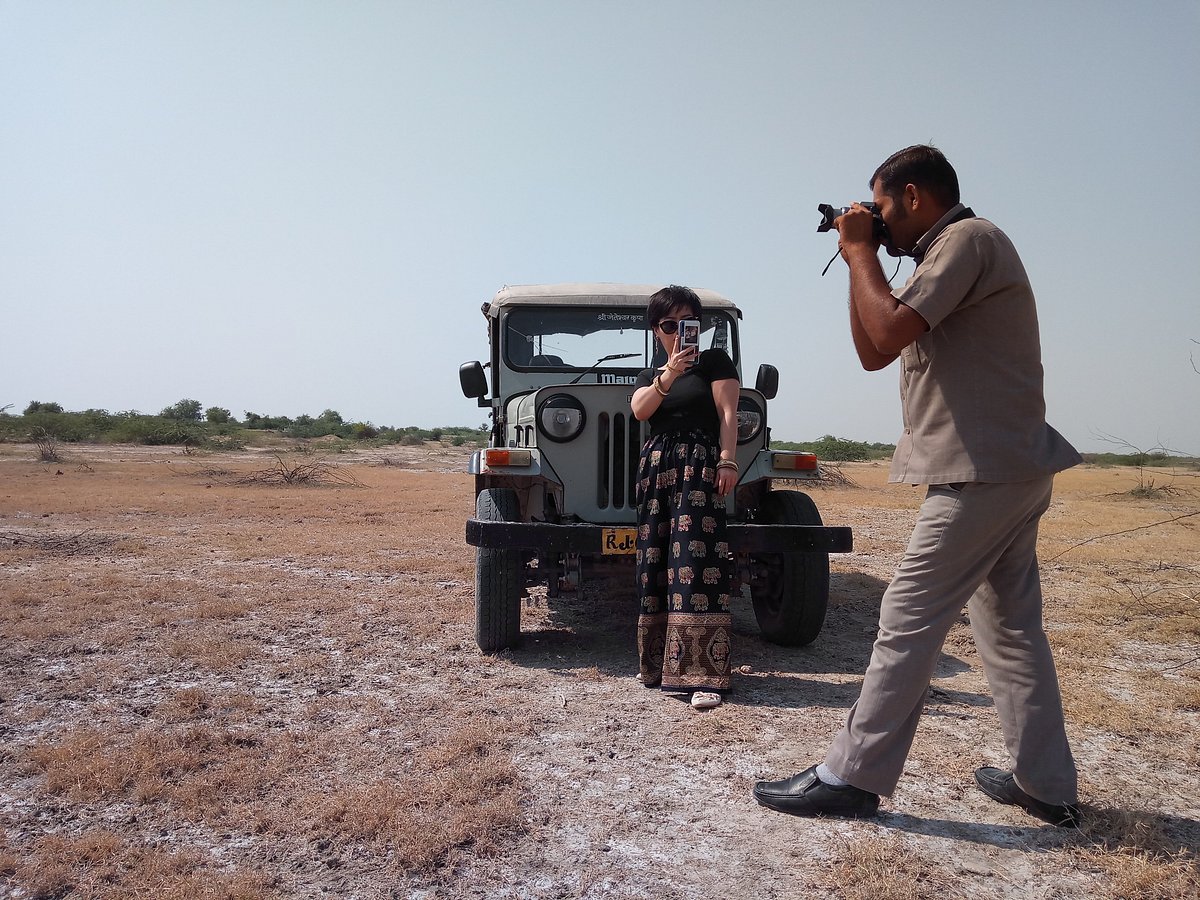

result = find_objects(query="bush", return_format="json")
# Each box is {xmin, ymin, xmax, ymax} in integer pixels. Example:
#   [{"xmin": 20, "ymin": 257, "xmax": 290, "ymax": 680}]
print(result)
[
  {"xmin": 24, "ymin": 401, "xmax": 64, "ymax": 415},
  {"xmin": 7, "ymin": 411, "xmax": 106, "ymax": 443},
  {"xmin": 161, "ymin": 399, "xmax": 203, "ymax": 421},
  {"xmin": 106, "ymin": 416, "xmax": 202, "ymax": 446},
  {"xmin": 30, "ymin": 426, "xmax": 60, "ymax": 461},
  {"xmin": 205, "ymin": 407, "xmax": 233, "ymax": 424}
]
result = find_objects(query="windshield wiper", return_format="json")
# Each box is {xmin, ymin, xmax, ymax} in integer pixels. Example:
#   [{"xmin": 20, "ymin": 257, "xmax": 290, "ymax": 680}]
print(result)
[{"xmin": 569, "ymin": 352, "xmax": 640, "ymax": 384}]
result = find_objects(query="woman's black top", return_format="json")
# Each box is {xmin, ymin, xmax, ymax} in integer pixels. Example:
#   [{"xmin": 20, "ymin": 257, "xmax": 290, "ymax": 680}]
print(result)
[{"xmin": 635, "ymin": 348, "xmax": 739, "ymax": 440}]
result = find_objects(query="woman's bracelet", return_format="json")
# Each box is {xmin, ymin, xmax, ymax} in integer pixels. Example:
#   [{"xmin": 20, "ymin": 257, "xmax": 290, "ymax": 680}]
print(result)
[
  {"xmin": 652, "ymin": 375, "xmax": 669, "ymax": 397},
  {"xmin": 715, "ymin": 459, "xmax": 738, "ymax": 472}
]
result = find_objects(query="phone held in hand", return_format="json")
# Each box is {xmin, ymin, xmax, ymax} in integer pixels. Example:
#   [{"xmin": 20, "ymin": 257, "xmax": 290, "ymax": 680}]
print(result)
[{"xmin": 678, "ymin": 319, "xmax": 700, "ymax": 366}]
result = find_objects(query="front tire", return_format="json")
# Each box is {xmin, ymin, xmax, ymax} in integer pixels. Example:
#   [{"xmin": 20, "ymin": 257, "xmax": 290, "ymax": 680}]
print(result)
[
  {"xmin": 749, "ymin": 490, "xmax": 830, "ymax": 647},
  {"xmin": 475, "ymin": 488, "xmax": 522, "ymax": 652}
]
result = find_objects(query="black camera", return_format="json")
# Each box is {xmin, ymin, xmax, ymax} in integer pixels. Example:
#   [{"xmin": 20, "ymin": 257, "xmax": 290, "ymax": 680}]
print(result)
[{"xmin": 817, "ymin": 202, "xmax": 886, "ymax": 242}]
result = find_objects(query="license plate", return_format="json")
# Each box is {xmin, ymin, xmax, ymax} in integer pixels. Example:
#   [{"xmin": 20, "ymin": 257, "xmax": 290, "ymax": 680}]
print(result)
[{"xmin": 601, "ymin": 528, "xmax": 637, "ymax": 555}]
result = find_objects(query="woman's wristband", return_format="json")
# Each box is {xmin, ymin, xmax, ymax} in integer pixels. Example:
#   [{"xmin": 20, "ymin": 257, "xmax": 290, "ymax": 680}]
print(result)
[
  {"xmin": 652, "ymin": 375, "xmax": 669, "ymax": 397},
  {"xmin": 715, "ymin": 459, "xmax": 738, "ymax": 472}
]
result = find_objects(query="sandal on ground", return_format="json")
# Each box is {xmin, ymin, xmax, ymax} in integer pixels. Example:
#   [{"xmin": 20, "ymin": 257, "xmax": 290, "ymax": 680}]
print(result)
[{"xmin": 690, "ymin": 691, "xmax": 723, "ymax": 710}]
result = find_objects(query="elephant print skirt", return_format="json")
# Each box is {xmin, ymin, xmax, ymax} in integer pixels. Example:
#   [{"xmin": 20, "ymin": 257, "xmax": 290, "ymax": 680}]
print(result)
[{"xmin": 634, "ymin": 429, "xmax": 732, "ymax": 694}]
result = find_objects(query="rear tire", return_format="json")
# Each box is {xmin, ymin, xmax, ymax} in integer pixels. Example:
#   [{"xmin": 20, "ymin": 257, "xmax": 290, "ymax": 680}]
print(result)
[
  {"xmin": 749, "ymin": 490, "xmax": 830, "ymax": 647},
  {"xmin": 475, "ymin": 488, "xmax": 522, "ymax": 652}
]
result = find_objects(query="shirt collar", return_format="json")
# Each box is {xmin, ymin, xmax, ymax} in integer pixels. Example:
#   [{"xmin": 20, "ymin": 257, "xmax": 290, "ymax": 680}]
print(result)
[{"xmin": 912, "ymin": 202, "xmax": 968, "ymax": 261}]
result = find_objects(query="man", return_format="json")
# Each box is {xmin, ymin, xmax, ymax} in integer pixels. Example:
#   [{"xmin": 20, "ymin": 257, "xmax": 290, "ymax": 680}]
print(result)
[{"xmin": 753, "ymin": 145, "xmax": 1082, "ymax": 827}]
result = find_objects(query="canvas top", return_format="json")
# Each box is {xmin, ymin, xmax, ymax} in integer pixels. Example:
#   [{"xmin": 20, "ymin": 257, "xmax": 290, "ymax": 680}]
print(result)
[{"xmin": 486, "ymin": 283, "xmax": 739, "ymax": 315}]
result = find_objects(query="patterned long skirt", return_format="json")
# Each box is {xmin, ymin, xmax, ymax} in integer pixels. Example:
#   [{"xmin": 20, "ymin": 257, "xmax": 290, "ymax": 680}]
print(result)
[{"xmin": 634, "ymin": 429, "xmax": 733, "ymax": 694}]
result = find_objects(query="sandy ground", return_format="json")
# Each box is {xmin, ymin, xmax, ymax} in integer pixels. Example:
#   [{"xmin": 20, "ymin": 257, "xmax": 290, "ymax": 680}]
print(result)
[{"xmin": 1, "ymin": 443, "xmax": 1198, "ymax": 899}]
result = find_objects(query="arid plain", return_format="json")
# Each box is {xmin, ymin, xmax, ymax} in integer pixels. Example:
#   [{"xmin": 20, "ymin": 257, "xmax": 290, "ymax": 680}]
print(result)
[{"xmin": 2, "ymin": 443, "xmax": 1197, "ymax": 899}]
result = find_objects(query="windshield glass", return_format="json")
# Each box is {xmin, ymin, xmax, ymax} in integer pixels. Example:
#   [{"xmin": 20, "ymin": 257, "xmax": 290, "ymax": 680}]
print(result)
[{"xmin": 504, "ymin": 307, "xmax": 738, "ymax": 373}]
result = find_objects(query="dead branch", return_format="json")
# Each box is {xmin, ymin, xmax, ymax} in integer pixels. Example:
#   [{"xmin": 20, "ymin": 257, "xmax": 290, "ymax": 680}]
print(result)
[
  {"xmin": 815, "ymin": 462, "xmax": 857, "ymax": 488},
  {"xmin": 179, "ymin": 464, "xmax": 235, "ymax": 480},
  {"xmin": 232, "ymin": 454, "xmax": 363, "ymax": 487},
  {"xmin": 1046, "ymin": 510, "xmax": 1200, "ymax": 562},
  {"xmin": 30, "ymin": 426, "xmax": 60, "ymax": 462},
  {"xmin": 1159, "ymin": 654, "xmax": 1200, "ymax": 673},
  {"xmin": 1, "ymin": 528, "xmax": 118, "ymax": 556}
]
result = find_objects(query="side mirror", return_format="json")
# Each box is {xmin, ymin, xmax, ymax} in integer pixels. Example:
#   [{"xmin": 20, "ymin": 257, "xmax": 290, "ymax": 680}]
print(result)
[
  {"xmin": 459, "ymin": 361, "xmax": 488, "ymax": 402},
  {"xmin": 755, "ymin": 364, "xmax": 779, "ymax": 400}
]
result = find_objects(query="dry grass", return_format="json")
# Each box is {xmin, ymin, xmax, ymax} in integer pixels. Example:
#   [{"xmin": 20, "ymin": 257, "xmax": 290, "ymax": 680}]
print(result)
[
  {"xmin": 1, "ymin": 448, "xmax": 1197, "ymax": 898},
  {"xmin": 315, "ymin": 722, "xmax": 522, "ymax": 871},
  {"xmin": 1073, "ymin": 806, "xmax": 1200, "ymax": 900},
  {"xmin": 1, "ymin": 448, "xmax": 497, "ymax": 894},
  {"xmin": 9, "ymin": 830, "xmax": 275, "ymax": 900},
  {"xmin": 822, "ymin": 833, "xmax": 952, "ymax": 899}
]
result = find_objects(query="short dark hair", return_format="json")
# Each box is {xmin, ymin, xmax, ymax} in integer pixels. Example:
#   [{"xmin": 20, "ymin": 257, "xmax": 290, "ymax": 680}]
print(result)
[
  {"xmin": 646, "ymin": 285, "xmax": 702, "ymax": 328},
  {"xmin": 870, "ymin": 144, "xmax": 960, "ymax": 207}
]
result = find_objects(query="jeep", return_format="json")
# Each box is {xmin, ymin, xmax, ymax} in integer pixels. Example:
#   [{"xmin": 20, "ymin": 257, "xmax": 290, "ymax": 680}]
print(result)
[{"xmin": 459, "ymin": 283, "xmax": 852, "ymax": 652}]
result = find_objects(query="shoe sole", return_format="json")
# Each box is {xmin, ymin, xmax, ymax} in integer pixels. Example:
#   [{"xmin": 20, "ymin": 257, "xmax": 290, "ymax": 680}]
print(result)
[
  {"xmin": 752, "ymin": 792, "xmax": 879, "ymax": 818},
  {"xmin": 975, "ymin": 769, "xmax": 1080, "ymax": 828}
]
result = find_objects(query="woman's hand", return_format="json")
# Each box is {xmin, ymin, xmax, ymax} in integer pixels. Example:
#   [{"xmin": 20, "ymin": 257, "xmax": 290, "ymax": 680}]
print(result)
[
  {"xmin": 660, "ymin": 339, "xmax": 697, "ymax": 384},
  {"xmin": 714, "ymin": 464, "xmax": 737, "ymax": 499}
]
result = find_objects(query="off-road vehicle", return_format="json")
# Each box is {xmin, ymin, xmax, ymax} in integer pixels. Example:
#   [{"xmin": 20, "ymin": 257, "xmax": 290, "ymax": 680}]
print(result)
[{"xmin": 459, "ymin": 283, "xmax": 852, "ymax": 652}]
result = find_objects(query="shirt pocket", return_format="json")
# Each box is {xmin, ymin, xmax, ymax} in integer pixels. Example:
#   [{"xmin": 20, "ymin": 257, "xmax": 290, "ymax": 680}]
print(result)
[{"xmin": 901, "ymin": 340, "xmax": 930, "ymax": 374}]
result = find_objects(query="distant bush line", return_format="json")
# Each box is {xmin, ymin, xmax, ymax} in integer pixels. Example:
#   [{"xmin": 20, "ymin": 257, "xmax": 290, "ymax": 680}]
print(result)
[
  {"xmin": 772, "ymin": 435, "xmax": 896, "ymax": 462},
  {"xmin": 771, "ymin": 434, "xmax": 1198, "ymax": 469},
  {"xmin": 5, "ymin": 404, "xmax": 1197, "ymax": 468},
  {"xmin": 1079, "ymin": 451, "xmax": 1199, "ymax": 469},
  {"xmin": 1, "ymin": 401, "xmax": 488, "ymax": 449}
]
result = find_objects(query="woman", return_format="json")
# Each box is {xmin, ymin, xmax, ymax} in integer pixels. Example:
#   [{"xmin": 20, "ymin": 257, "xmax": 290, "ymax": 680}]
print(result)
[{"xmin": 631, "ymin": 285, "xmax": 740, "ymax": 709}]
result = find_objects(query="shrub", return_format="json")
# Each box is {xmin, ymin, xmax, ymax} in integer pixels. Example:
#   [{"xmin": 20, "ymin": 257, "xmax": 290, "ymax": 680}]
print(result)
[
  {"xmin": 160, "ymin": 399, "xmax": 203, "ymax": 421},
  {"xmin": 106, "ymin": 416, "xmax": 202, "ymax": 446},
  {"xmin": 24, "ymin": 401, "xmax": 64, "ymax": 415},
  {"xmin": 30, "ymin": 426, "xmax": 60, "ymax": 461}
]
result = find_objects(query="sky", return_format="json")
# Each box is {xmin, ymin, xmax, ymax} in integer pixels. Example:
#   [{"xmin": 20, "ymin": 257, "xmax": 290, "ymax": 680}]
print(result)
[{"xmin": 2, "ymin": 1, "xmax": 1198, "ymax": 453}]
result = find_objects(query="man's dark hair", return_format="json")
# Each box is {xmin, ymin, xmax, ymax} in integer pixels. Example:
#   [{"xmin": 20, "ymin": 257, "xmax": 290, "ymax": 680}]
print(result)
[
  {"xmin": 646, "ymin": 284, "xmax": 702, "ymax": 328},
  {"xmin": 870, "ymin": 144, "xmax": 960, "ymax": 207}
]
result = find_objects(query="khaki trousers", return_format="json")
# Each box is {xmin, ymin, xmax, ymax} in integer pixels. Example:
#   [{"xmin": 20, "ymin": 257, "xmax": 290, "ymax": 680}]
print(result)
[{"xmin": 825, "ymin": 476, "xmax": 1078, "ymax": 804}]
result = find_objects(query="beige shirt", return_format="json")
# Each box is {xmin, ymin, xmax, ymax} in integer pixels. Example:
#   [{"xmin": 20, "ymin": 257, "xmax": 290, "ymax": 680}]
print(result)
[{"xmin": 888, "ymin": 204, "xmax": 1081, "ymax": 484}]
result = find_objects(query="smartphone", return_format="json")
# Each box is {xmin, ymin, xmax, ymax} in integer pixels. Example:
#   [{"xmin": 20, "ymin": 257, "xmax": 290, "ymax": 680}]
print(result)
[{"xmin": 678, "ymin": 318, "xmax": 701, "ymax": 365}]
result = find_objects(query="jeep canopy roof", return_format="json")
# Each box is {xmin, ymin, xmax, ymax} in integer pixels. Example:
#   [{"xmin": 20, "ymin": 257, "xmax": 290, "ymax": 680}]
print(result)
[{"xmin": 487, "ymin": 283, "xmax": 742, "ymax": 316}]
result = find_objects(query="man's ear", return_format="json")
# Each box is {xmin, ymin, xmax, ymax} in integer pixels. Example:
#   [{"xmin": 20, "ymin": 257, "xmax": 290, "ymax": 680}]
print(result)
[{"xmin": 904, "ymin": 183, "xmax": 920, "ymax": 210}]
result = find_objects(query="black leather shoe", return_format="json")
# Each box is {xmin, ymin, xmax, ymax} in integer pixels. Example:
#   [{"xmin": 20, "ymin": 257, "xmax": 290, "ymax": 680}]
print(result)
[
  {"xmin": 974, "ymin": 767, "xmax": 1081, "ymax": 828},
  {"xmin": 753, "ymin": 766, "xmax": 880, "ymax": 818}
]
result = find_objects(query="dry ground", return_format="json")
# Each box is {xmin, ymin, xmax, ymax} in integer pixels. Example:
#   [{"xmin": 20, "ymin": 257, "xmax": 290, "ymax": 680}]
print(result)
[{"xmin": 1, "ymin": 443, "xmax": 1198, "ymax": 899}]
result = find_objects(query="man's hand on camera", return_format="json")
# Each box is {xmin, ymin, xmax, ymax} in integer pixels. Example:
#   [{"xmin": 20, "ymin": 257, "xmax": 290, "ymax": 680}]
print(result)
[{"xmin": 836, "ymin": 203, "xmax": 881, "ymax": 247}]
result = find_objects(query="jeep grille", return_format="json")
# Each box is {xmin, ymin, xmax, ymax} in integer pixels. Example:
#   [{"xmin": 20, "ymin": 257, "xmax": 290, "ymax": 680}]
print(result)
[{"xmin": 597, "ymin": 411, "xmax": 643, "ymax": 510}]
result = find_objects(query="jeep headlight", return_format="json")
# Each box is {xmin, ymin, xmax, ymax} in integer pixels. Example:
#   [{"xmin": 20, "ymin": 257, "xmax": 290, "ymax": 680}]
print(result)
[
  {"xmin": 537, "ymin": 394, "xmax": 586, "ymax": 443},
  {"xmin": 736, "ymin": 396, "xmax": 764, "ymax": 444}
]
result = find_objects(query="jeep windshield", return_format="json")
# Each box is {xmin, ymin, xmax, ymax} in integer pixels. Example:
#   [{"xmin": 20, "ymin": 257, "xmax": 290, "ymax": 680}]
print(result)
[{"xmin": 504, "ymin": 307, "xmax": 738, "ymax": 373}]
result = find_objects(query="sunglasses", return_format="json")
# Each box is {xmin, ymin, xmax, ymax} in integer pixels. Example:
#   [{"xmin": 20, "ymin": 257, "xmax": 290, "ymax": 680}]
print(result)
[{"xmin": 654, "ymin": 319, "xmax": 688, "ymax": 334}]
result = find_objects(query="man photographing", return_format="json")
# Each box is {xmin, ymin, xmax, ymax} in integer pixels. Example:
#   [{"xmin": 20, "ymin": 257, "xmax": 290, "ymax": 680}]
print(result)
[{"xmin": 754, "ymin": 145, "xmax": 1084, "ymax": 826}]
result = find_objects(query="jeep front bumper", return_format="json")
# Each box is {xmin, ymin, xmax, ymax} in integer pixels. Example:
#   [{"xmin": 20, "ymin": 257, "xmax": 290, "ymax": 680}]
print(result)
[{"xmin": 465, "ymin": 520, "xmax": 852, "ymax": 554}]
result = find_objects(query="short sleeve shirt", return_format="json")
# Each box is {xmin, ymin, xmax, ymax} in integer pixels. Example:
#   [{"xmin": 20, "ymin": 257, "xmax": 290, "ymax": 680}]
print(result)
[
  {"xmin": 889, "ymin": 205, "xmax": 1081, "ymax": 484},
  {"xmin": 636, "ymin": 348, "xmax": 739, "ymax": 439}
]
